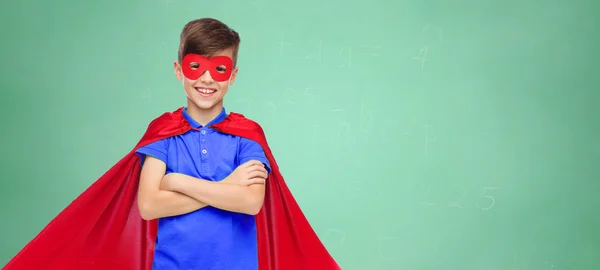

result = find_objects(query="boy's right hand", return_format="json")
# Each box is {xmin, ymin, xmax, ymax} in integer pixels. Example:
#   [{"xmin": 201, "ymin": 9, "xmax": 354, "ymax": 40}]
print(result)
[{"xmin": 223, "ymin": 160, "xmax": 268, "ymax": 186}]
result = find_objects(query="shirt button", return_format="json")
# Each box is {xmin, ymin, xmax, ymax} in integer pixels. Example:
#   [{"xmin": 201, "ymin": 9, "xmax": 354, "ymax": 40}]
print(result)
[
  {"xmin": 201, "ymin": 139, "xmax": 206, "ymax": 143},
  {"xmin": 201, "ymin": 130, "xmax": 206, "ymax": 135},
  {"xmin": 201, "ymin": 149, "xmax": 207, "ymax": 154}
]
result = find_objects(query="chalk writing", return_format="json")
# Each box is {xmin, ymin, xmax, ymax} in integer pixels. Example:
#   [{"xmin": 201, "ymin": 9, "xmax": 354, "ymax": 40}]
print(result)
[
  {"xmin": 279, "ymin": 34, "xmax": 292, "ymax": 56},
  {"xmin": 420, "ymin": 183, "xmax": 437, "ymax": 206},
  {"xmin": 476, "ymin": 187, "xmax": 499, "ymax": 210},
  {"xmin": 412, "ymin": 45, "xmax": 429, "ymax": 72},
  {"xmin": 420, "ymin": 23, "xmax": 444, "ymax": 42},
  {"xmin": 446, "ymin": 185, "xmax": 466, "ymax": 209},
  {"xmin": 334, "ymin": 122, "xmax": 351, "ymax": 146},
  {"xmin": 330, "ymin": 108, "xmax": 350, "ymax": 146},
  {"xmin": 303, "ymin": 38, "xmax": 323, "ymax": 64},
  {"xmin": 421, "ymin": 185, "xmax": 500, "ymax": 210},
  {"xmin": 303, "ymin": 87, "xmax": 315, "ymax": 104},
  {"xmin": 360, "ymin": 44, "xmax": 381, "ymax": 57},
  {"xmin": 283, "ymin": 87, "xmax": 296, "ymax": 105},
  {"xmin": 423, "ymin": 124, "xmax": 436, "ymax": 157},
  {"xmin": 339, "ymin": 47, "xmax": 352, "ymax": 68},
  {"xmin": 359, "ymin": 100, "xmax": 373, "ymax": 141}
]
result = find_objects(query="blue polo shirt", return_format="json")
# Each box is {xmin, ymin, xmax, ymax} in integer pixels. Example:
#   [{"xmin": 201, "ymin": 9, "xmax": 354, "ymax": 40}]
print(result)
[{"xmin": 135, "ymin": 107, "xmax": 271, "ymax": 270}]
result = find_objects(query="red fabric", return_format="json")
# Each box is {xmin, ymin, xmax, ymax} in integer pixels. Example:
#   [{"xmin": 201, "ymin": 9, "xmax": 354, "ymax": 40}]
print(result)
[{"xmin": 4, "ymin": 107, "xmax": 341, "ymax": 270}]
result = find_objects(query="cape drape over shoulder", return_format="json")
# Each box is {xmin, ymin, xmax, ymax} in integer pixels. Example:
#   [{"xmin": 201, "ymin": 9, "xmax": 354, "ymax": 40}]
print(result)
[{"xmin": 3, "ymin": 107, "xmax": 341, "ymax": 270}]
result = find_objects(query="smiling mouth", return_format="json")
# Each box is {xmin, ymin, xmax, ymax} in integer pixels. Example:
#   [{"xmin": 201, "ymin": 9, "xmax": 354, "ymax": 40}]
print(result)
[{"xmin": 195, "ymin": 87, "xmax": 217, "ymax": 95}]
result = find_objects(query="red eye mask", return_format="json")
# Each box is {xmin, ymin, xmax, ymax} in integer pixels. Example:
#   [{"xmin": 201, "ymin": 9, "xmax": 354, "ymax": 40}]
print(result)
[{"xmin": 181, "ymin": 53, "xmax": 233, "ymax": 82}]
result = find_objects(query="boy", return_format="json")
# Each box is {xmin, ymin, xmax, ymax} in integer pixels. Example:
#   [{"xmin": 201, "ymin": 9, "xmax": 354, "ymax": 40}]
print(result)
[
  {"xmin": 4, "ymin": 18, "xmax": 341, "ymax": 270},
  {"xmin": 135, "ymin": 18, "xmax": 271, "ymax": 269}
]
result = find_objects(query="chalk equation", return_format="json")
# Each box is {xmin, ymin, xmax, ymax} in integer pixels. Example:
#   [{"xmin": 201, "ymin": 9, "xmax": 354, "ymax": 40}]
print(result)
[
  {"xmin": 135, "ymin": 23, "xmax": 446, "ymax": 80},
  {"xmin": 276, "ymin": 31, "xmax": 383, "ymax": 69}
]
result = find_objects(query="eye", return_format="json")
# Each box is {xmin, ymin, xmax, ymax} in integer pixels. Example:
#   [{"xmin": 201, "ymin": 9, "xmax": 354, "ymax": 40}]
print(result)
[
  {"xmin": 216, "ymin": 65, "xmax": 227, "ymax": 73},
  {"xmin": 190, "ymin": 62, "xmax": 200, "ymax": 69}
]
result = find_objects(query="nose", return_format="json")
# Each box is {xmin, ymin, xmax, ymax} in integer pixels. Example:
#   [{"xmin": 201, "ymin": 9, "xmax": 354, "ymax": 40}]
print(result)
[{"xmin": 199, "ymin": 70, "xmax": 214, "ymax": 84}]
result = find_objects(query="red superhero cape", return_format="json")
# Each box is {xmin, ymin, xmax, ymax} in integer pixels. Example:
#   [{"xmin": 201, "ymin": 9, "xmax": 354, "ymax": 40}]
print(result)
[{"xmin": 3, "ymin": 107, "xmax": 341, "ymax": 270}]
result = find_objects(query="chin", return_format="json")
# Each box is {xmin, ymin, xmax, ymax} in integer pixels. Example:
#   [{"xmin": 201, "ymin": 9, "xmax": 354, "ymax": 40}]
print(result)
[{"xmin": 190, "ymin": 99, "xmax": 221, "ymax": 111}]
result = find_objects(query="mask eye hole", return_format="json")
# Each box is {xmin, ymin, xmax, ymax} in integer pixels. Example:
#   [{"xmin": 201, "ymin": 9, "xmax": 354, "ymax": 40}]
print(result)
[
  {"xmin": 216, "ymin": 65, "xmax": 227, "ymax": 73},
  {"xmin": 190, "ymin": 62, "xmax": 200, "ymax": 69}
]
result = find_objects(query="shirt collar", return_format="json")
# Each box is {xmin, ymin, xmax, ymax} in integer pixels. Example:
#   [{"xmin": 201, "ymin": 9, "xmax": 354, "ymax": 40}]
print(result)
[{"xmin": 182, "ymin": 107, "xmax": 228, "ymax": 129}]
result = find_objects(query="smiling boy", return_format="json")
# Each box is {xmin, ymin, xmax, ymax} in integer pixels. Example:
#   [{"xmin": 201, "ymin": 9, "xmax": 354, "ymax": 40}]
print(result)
[
  {"xmin": 135, "ymin": 18, "xmax": 271, "ymax": 269},
  {"xmin": 4, "ymin": 18, "xmax": 341, "ymax": 270}
]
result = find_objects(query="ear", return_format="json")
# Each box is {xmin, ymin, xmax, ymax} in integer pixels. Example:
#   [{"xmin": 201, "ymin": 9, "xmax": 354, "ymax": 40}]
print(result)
[
  {"xmin": 174, "ymin": 61, "xmax": 182, "ymax": 81},
  {"xmin": 228, "ymin": 66, "xmax": 239, "ymax": 86}
]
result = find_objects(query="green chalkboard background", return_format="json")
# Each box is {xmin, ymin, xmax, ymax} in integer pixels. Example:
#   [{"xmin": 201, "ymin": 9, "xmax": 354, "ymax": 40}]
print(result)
[{"xmin": 1, "ymin": 0, "xmax": 599, "ymax": 269}]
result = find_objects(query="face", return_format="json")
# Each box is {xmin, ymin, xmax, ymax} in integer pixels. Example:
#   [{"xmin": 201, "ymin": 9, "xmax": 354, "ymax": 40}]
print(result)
[{"xmin": 174, "ymin": 49, "xmax": 238, "ymax": 114}]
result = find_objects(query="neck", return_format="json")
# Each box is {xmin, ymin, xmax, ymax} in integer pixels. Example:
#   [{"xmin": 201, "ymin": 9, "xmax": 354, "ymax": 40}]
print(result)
[{"xmin": 186, "ymin": 102, "xmax": 223, "ymax": 127}]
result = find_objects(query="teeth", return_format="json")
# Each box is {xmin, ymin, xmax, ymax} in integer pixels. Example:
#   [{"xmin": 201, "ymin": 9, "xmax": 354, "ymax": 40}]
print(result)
[{"xmin": 196, "ymin": 88, "xmax": 216, "ymax": 94}]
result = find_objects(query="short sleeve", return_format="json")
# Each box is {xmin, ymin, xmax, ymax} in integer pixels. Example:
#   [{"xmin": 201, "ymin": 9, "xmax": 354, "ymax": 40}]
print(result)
[
  {"xmin": 135, "ymin": 138, "xmax": 169, "ymax": 166},
  {"xmin": 238, "ymin": 138, "xmax": 271, "ymax": 174}
]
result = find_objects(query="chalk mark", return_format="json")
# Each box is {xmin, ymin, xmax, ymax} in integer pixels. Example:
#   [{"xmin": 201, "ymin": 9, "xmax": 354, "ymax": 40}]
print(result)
[
  {"xmin": 303, "ymin": 38, "xmax": 323, "ymax": 64},
  {"xmin": 446, "ymin": 185, "xmax": 466, "ymax": 209},
  {"xmin": 360, "ymin": 44, "xmax": 381, "ymax": 56},
  {"xmin": 279, "ymin": 34, "xmax": 292, "ymax": 56},
  {"xmin": 303, "ymin": 87, "xmax": 315, "ymax": 104},
  {"xmin": 333, "ymin": 122, "xmax": 351, "ymax": 146},
  {"xmin": 412, "ymin": 45, "xmax": 429, "ymax": 72},
  {"xmin": 339, "ymin": 47, "xmax": 352, "ymax": 68},
  {"xmin": 420, "ymin": 23, "xmax": 444, "ymax": 42},
  {"xmin": 284, "ymin": 87, "xmax": 296, "ymax": 105},
  {"xmin": 420, "ymin": 183, "xmax": 437, "ymax": 207},
  {"xmin": 359, "ymin": 100, "xmax": 373, "ymax": 141},
  {"xmin": 423, "ymin": 124, "xmax": 436, "ymax": 157},
  {"xmin": 476, "ymin": 187, "xmax": 499, "ymax": 210}
]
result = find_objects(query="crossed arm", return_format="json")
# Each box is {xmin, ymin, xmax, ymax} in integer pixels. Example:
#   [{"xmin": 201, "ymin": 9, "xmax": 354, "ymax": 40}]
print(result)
[{"xmin": 137, "ymin": 156, "xmax": 268, "ymax": 220}]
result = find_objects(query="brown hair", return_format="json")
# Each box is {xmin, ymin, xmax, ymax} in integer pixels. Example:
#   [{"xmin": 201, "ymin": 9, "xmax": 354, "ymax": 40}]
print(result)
[{"xmin": 177, "ymin": 18, "xmax": 241, "ymax": 66}]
